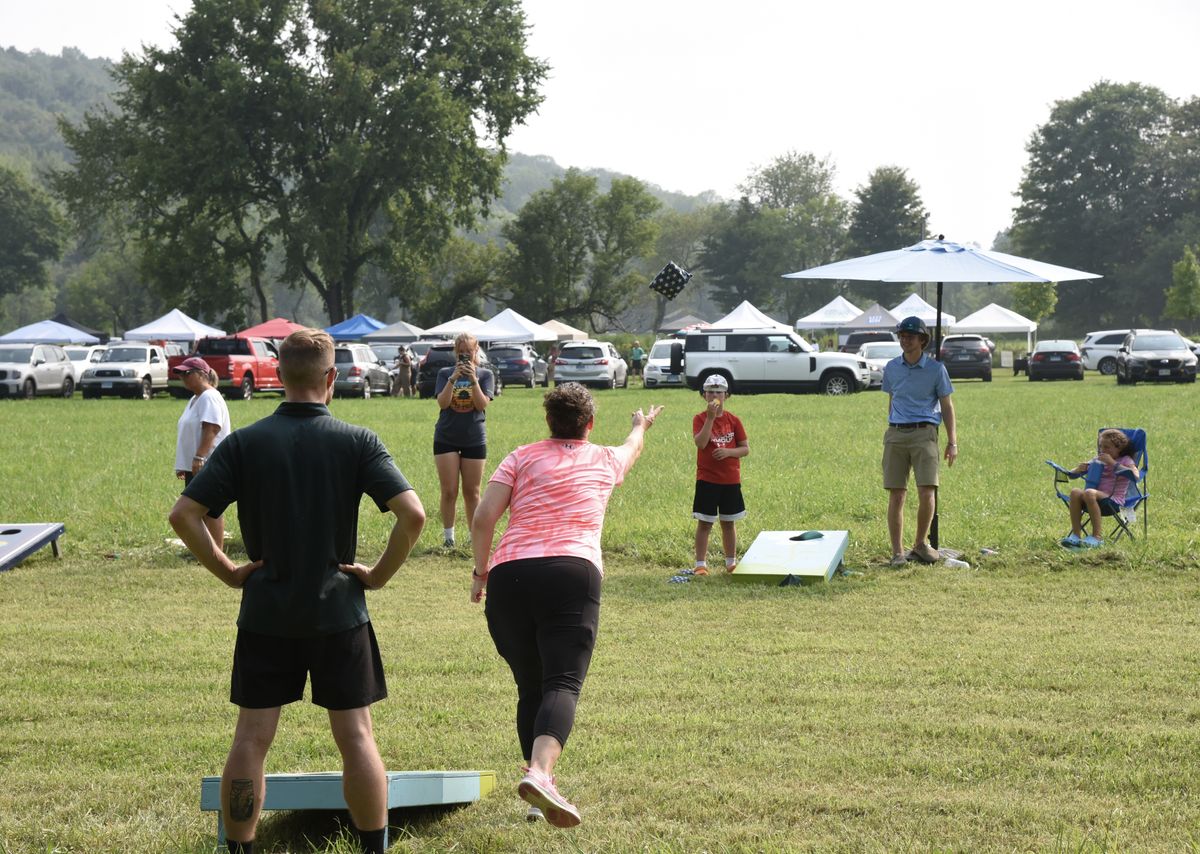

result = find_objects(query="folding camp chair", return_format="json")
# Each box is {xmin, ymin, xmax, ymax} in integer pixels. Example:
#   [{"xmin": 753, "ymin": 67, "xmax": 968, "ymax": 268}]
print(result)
[{"xmin": 1046, "ymin": 427, "xmax": 1148, "ymax": 542}]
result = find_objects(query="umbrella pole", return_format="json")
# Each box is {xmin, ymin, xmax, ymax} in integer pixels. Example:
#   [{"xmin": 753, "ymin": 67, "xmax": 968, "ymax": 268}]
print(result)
[{"xmin": 932, "ymin": 282, "xmax": 943, "ymax": 550}]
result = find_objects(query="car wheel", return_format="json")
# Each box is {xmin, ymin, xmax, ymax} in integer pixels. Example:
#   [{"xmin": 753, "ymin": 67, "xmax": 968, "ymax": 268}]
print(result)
[
  {"xmin": 240, "ymin": 376, "xmax": 254, "ymax": 401},
  {"xmin": 61, "ymin": 377, "xmax": 75, "ymax": 398},
  {"xmin": 140, "ymin": 378, "xmax": 153, "ymax": 400},
  {"xmin": 1098, "ymin": 357, "xmax": 1116, "ymax": 376},
  {"xmin": 1028, "ymin": 372, "xmax": 1037, "ymax": 381},
  {"xmin": 819, "ymin": 370, "xmax": 853, "ymax": 395},
  {"xmin": 526, "ymin": 376, "xmax": 535, "ymax": 389},
  {"xmin": 983, "ymin": 371, "xmax": 992, "ymax": 382},
  {"xmin": 541, "ymin": 373, "xmax": 549, "ymax": 387},
  {"xmin": 621, "ymin": 372, "xmax": 629, "ymax": 388},
  {"xmin": 609, "ymin": 374, "xmax": 617, "ymax": 390},
  {"xmin": 22, "ymin": 378, "xmax": 35, "ymax": 399},
  {"xmin": 1074, "ymin": 371, "xmax": 1084, "ymax": 381}
]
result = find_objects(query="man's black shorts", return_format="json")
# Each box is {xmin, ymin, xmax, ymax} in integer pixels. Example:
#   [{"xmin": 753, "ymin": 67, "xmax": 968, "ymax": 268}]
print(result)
[
  {"xmin": 433, "ymin": 441, "xmax": 487, "ymax": 460},
  {"xmin": 230, "ymin": 622, "xmax": 387, "ymax": 710}
]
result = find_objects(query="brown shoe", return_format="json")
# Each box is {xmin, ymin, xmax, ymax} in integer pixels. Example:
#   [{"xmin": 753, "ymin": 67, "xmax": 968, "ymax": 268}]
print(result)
[{"xmin": 909, "ymin": 543, "xmax": 940, "ymax": 564}]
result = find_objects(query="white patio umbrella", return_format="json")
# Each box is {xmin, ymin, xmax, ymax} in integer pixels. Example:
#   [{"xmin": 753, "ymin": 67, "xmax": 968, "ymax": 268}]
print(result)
[
  {"xmin": 783, "ymin": 236, "xmax": 1101, "ymax": 551},
  {"xmin": 783, "ymin": 236, "xmax": 1100, "ymax": 349}
]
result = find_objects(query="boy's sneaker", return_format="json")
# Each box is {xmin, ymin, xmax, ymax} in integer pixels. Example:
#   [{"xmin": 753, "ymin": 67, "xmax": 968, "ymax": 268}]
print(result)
[
  {"xmin": 1060, "ymin": 533, "xmax": 1082, "ymax": 548},
  {"xmin": 889, "ymin": 553, "xmax": 908, "ymax": 568},
  {"xmin": 442, "ymin": 537, "xmax": 456, "ymax": 549},
  {"xmin": 725, "ymin": 560, "xmax": 737, "ymax": 573},
  {"xmin": 1082, "ymin": 535, "xmax": 1104, "ymax": 548},
  {"xmin": 693, "ymin": 566, "xmax": 709, "ymax": 576},
  {"xmin": 526, "ymin": 805, "xmax": 544, "ymax": 822},
  {"xmin": 678, "ymin": 568, "xmax": 696, "ymax": 576},
  {"xmin": 518, "ymin": 767, "xmax": 581, "ymax": 828},
  {"xmin": 909, "ymin": 543, "xmax": 940, "ymax": 564}
]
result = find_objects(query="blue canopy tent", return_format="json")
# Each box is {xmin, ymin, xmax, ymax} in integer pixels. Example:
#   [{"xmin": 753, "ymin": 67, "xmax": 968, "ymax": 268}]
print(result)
[{"xmin": 325, "ymin": 314, "xmax": 385, "ymax": 341}]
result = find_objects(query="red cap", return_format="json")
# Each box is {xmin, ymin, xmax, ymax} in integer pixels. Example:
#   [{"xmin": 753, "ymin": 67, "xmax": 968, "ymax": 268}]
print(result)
[{"xmin": 173, "ymin": 356, "xmax": 212, "ymax": 374}]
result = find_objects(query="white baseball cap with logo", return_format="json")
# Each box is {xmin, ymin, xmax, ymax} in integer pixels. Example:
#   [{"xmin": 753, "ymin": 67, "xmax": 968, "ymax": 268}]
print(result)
[{"xmin": 702, "ymin": 374, "xmax": 729, "ymax": 391}]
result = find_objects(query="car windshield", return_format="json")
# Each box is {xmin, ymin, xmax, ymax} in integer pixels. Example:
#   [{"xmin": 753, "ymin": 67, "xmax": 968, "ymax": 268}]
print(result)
[
  {"xmin": 1036, "ymin": 341, "xmax": 1076, "ymax": 353},
  {"xmin": 102, "ymin": 347, "xmax": 147, "ymax": 362},
  {"xmin": 64, "ymin": 348, "xmax": 91, "ymax": 360},
  {"xmin": 489, "ymin": 348, "xmax": 521, "ymax": 359},
  {"xmin": 1133, "ymin": 334, "xmax": 1185, "ymax": 350},
  {"xmin": 861, "ymin": 343, "xmax": 902, "ymax": 359},
  {"xmin": 562, "ymin": 347, "xmax": 603, "ymax": 360},
  {"xmin": 942, "ymin": 339, "xmax": 984, "ymax": 350},
  {"xmin": 649, "ymin": 342, "xmax": 673, "ymax": 359},
  {"xmin": 334, "ymin": 349, "xmax": 354, "ymax": 363},
  {"xmin": 372, "ymin": 345, "xmax": 401, "ymax": 360},
  {"xmin": 0, "ymin": 348, "xmax": 33, "ymax": 363}
]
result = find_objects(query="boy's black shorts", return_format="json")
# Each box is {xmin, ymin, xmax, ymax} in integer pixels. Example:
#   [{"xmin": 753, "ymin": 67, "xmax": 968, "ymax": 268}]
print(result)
[
  {"xmin": 230, "ymin": 621, "xmax": 387, "ymax": 710},
  {"xmin": 692, "ymin": 480, "xmax": 747, "ymax": 523}
]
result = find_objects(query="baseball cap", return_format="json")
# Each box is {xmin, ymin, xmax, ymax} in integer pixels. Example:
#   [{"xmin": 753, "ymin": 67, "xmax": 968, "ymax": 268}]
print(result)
[
  {"xmin": 895, "ymin": 316, "xmax": 929, "ymax": 338},
  {"xmin": 702, "ymin": 374, "xmax": 729, "ymax": 391},
  {"xmin": 172, "ymin": 356, "xmax": 212, "ymax": 374}
]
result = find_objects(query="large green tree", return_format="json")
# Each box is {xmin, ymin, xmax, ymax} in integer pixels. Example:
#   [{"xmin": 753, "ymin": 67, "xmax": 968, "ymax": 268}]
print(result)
[
  {"xmin": 702, "ymin": 152, "xmax": 848, "ymax": 321},
  {"xmin": 0, "ymin": 164, "xmax": 65, "ymax": 297},
  {"xmin": 1011, "ymin": 82, "xmax": 1200, "ymax": 329},
  {"xmin": 54, "ymin": 0, "xmax": 546, "ymax": 323},
  {"xmin": 1165, "ymin": 245, "xmax": 1200, "ymax": 327},
  {"xmin": 844, "ymin": 166, "xmax": 928, "ymax": 305},
  {"xmin": 502, "ymin": 170, "xmax": 661, "ymax": 328}
]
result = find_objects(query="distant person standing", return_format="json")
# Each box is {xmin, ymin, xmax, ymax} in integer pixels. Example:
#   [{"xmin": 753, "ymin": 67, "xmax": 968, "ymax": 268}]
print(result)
[
  {"xmin": 434, "ymin": 332, "xmax": 495, "ymax": 548},
  {"xmin": 170, "ymin": 329, "xmax": 426, "ymax": 854},
  {"xmin": 392, "ymin": 347, "xmax": 413, "ymax": 398},
  {"xmin": 546, "ymin": 343, "xmax": 559, "ymax": 385},
  {"xmin": 172, "ymin": 356, "xmax": 232, "ymax": 546},
  {"xmin": 629, "ymin": 340, "xmax": 645, "ymax": 378},
  {"xmin": 881, "ymin": 316, "xmax": 957, "ymax": 567}
]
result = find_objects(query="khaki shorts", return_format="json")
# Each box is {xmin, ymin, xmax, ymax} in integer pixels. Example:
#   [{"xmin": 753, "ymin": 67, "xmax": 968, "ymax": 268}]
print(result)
[{"xmin": 882, "ymin": 424, "xmax": 940, "ymax": 489}]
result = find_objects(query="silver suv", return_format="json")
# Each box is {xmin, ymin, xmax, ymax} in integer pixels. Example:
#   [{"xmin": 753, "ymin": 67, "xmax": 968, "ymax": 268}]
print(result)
[
  {"xmin": 555, "ymin": 341, "xmax": 628, "ymax": 389},
  {"xmin": 680, "ymin": 328, "xmax": 869, "ymax": 395},
  {"xmin": 1079, "ymin": 329, "xmax": 1132, "ymax": 374},
  {"xmin": 0, "ymin": 344, "xmax": 75, "ymax": 398}
]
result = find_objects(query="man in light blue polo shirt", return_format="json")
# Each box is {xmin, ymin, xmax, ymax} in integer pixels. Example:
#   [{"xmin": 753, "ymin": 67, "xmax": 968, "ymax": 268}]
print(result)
[{"xmin": 881, "ymin": 316, "xmax": 957, "ymax": 567}]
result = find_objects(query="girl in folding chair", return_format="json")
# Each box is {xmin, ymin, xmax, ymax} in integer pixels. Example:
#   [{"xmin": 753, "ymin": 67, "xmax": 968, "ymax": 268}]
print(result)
[{"xmin": 1059, "ymin": 429, "xmax": 1138, "ymax": 548}]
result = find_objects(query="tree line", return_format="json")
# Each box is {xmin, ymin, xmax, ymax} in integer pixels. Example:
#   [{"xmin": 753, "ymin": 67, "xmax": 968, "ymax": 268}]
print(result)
[{"xmin": 3, "ymin": 10, "xmax": 1199, "ymax": 337}]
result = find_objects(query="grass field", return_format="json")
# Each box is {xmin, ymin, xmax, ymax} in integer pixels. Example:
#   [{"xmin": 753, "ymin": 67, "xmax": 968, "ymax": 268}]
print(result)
[{"xmin": 2, "ymin": 372, "xmax": 1199, "ymax": 853}]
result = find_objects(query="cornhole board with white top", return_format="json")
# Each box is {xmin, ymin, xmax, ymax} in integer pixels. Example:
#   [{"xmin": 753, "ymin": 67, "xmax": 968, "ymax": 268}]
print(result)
[
  {"xmin": 200, "ymin": 770, "xmax": 495, "ymax": 844},
  {"xmin": 0, "ymin": 523, "xmax": 65, "ymax": 571},
  {"xmin": 731, "ymin": 530, "xmax": 848, "ymax": 583}
]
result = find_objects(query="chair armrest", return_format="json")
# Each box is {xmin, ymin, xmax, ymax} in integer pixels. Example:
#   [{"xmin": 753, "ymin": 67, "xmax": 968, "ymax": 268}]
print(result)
[{"xmin": 1045, "ymin": 460, "xmax": 1079, "ymax": 477}]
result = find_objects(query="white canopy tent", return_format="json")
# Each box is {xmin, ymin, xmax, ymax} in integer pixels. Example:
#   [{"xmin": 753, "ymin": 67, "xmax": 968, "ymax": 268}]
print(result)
[
  {"xmin": 794, "ymin": 295, "xmax": 862, "ymax": 329},
  {"xmin": 540, "ymin": 318, "xmax": 589, "ymax": 342},
  {"xmin": 953, "ymin": 303, "xmax": 1038, "ymax": 351},
  {"xmin": 423, "ymin": 315, "xmax": 483, "ymax": 337},
  {"xmin": 891, "ymin": 293, "xmax": 955, "ymax": 328},
  {"xmin": 363, "ymin": 319, "xmax": 426, "ymax": 342},
  {"xmin": 124, "ymin": 308, "xmax": 224, "ymax": 342},
  {"xmin": 711, "ymin": 300, "xmax": 791, "ymax": 332},
  {"xmin": 0, "ymin": 319, "xmax": 100, "ymax": 344},
  {"xmin": 472, "ymin": 308, "xmax": 557, "ymax": 343}
]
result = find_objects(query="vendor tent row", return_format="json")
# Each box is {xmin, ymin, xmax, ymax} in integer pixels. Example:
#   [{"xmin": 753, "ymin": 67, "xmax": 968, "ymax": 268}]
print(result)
[
  {"xmin": 3, "ymin": 298, "xmax": 1037, "ymax": 350},
  {"xmin": 1, "ymin": 308, "xmax": 591, "ymax": 347}
]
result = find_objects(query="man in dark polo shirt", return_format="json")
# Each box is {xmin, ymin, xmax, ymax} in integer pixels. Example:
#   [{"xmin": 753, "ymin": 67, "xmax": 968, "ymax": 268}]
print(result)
[
  {"xmin": 881, "ymin": 316, "xmax": 957, "ymax": 568},
  {"xmin": 170, "ymin": 328, "xmax": 425, "ymax": 854}
]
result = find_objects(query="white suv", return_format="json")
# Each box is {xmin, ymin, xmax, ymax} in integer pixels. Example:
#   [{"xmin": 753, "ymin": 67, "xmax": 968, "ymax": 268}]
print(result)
[
  {"xmin": 1079, "ymin": 329, "xmax": 1132, "ymax": 374},
  {"xmin": 679, "ymin": 328, "xmax": 869, "ymax": 395},
  {"xmin": 0, "ymin": 344, "xmax": 76, "ymax": 398},
  {"xmin": 554, "ymin": 341, "xmax": 628, "ymax": 389}
]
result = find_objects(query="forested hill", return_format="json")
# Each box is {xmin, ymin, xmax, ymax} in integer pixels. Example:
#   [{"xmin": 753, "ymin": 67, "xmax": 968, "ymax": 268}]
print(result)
[
  {"xmin": 0, "ymin": 46, "xmax": 716, "ymax": 215},
  {"xmin": 0, "ymin": 47, "xmax": 114, "ymax": 172}
]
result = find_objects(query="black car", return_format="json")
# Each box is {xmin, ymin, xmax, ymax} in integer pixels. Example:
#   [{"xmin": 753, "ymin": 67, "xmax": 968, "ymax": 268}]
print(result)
[
  {"xmin": 839, "ymin": 330, "xmax": 897, "ymax": 353},
  {"xmin": 1115, "ymin": 330, "xmax": 1198, "ymax": 384},
  {"xmin": 416, "ymin": 343, "xmax": 503, "ymax": 398},
  {"xmin": 938, "ymin": 336, "xmax": 992, "ymax": 381},
  {"xmin": 486, "ymin": 342, "xmax": 548, "ymax": 388},
  {"xmin": 1027, "ymin": 339, "xmax": 1084, "ymax": 381}
]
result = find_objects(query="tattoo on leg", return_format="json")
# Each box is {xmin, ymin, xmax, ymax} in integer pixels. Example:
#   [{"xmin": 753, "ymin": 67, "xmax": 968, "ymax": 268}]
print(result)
[{"xmin": 229, "ymin": 778, "xmax": 255, "ymax": 822}]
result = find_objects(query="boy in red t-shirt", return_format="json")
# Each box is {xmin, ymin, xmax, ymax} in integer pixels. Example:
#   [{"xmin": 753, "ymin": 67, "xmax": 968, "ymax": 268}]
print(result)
[{"xmin": 691, "ymin": 374, "xmax": 750, "ymax": 574}]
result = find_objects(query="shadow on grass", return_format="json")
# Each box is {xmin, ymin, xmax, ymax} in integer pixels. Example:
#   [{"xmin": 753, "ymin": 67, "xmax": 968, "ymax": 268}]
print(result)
[{"xmin": 246, "ymin": 803, "xmax": 472, "ymax": 852}]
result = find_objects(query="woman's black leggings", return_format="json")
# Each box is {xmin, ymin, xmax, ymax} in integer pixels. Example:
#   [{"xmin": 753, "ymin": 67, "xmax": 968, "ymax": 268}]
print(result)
[{"xmin": 484, "ymin": 556, "xmax": 601, "ymax": 761}]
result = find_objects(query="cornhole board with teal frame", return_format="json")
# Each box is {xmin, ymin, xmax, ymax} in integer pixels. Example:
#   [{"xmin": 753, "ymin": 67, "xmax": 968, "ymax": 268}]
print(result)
[
  {"xmin": 0, "ymin": 523, "xmax": 65, "ymax": 571},
  {"xmin": 201, "ymin": 770, "xmax": 495, "ymax": 844},
  {"xmin": 731, "ymin": 530, "xmax": 849, "ymax": 583}
]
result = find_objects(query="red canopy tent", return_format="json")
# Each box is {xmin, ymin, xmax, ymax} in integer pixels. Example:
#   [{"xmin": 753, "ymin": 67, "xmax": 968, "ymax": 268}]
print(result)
[{"xmin": 239, "ymin": 318, "xmax": 309, "ymax": 338}]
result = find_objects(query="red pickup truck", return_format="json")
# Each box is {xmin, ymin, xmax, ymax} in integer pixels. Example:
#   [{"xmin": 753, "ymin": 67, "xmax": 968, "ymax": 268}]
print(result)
[{"xmin": 167, "ymin": 335, "xmax": 284, "ymax": 400}]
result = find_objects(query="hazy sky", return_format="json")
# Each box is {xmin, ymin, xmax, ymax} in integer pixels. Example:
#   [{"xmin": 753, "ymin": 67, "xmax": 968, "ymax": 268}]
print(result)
[{"xmin": 6, "ymin": 0, "xmax": 1198, "ymax": 249}]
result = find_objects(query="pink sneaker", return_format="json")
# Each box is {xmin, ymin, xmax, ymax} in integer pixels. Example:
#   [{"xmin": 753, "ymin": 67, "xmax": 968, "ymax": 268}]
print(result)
[{"xmin": 518, "ymin": 767, "xmax": 581, "ymax": 828}]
